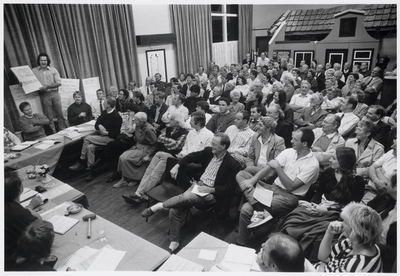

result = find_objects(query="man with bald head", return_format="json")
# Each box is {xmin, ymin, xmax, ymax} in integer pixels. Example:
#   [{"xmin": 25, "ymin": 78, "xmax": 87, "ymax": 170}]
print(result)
[
  {"xmin": 140, "ymin": 76, "xmax": 153, "ymax": 97},
  {"xmin": 256, "ymin": 233, "xmax": 305, "ymax": 272},
  {"xmin": 362, "ymin": 67, "xmax": 383, "ymax": 105},
  {"xmin": 294, "ymin": 92, "xmax": 328, "ymax": 129}
]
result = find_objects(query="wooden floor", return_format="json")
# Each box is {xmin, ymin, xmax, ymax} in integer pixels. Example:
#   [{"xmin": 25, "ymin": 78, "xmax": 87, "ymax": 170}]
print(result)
[{"xmin": 52, "ymin": 163, "xmax": 240, "ymax": 253}]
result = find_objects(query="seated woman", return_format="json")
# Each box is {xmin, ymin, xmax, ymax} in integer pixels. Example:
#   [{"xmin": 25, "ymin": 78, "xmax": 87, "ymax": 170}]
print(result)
[
  {"xmin": 67, "ymin": 91, "xmax": 93, "ymax": 126},
  {"xmin": 5, "ymin": 172, "xmax": 43, "ymax": 259},
  {"xmin": 228, "ymin": 89, "xmax": 244, "ymax": 113},
  {"xmin": 280, "ymin": 147, "xmax": 366, "ymax": 257},
  {"xmin": 345, "ymin": 119, "xmax": 384, "ymax": 177},
  {"xmin": 365, "ymin": 138, "xmax": 397, "ymax": 203},
  {"xmin": 18, "ymin": 102, "xmax": 50, "ymax": 141},
  {"xmin": 116, "ymin": 89, "xmax": 135, "ymax": 113},
  {"xmin": 122, "ymin": 112, "xmax": 188, "ymax": 203},
  {"xmin": 315, "ymin": 202, "xmax": 382, "ymax": 272},
  {"xmin": 113, "ymin": 112, "xmax": 157, "ymax": 187},
  {"xmin": 5, "ymin": 220, "xmax": 56, "ymax": 271}
]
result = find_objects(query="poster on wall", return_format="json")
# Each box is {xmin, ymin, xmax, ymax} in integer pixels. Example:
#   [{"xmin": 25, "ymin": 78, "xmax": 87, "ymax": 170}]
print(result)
[
  {"xmin": 10, "ymin": 66, "xmax": 42, "ymax": 94},
  {"xmin": 146, "ymin": 49, "xmax": 167, "ymax": 82},
  {"xmin": 9, "ymin": 84, "xmax": 44, "ymax": 116},
  {"xmin": 59, "ymin": 78, "xmax": 80, "ymax": 118},
  {"xmin": 82, "ymin": 77, "xmax": 101, "ymax": 109}
]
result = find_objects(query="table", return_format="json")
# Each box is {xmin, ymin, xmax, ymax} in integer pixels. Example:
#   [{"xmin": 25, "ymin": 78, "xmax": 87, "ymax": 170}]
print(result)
[
  {"xmin": 17, "ymin": 166, "xmax": 89, "ymax": 208},
  {"xmin": 177, "ymin": 232, "xmax": 229, "ymax": 271},
  {"xmin": 16, "ymin": 166, "xmax": 170, "ymax": 271},
  {"xmin": 51, "ymin": 208, "xmax": 170, "ymax": 271},
  {"xmin": 5, "ymin": 121, "xmax": 96, "ymax": 172}
]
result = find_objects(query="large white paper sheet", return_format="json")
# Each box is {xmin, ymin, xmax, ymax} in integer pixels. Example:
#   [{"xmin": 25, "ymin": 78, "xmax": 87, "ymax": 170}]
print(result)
[
  {"xmin": 253, "ymin": 183, "xmax": 273, "ymax": 207},
  {"xmin": 87, "ymin": 247, "xmax": 126, "ymax": 271},
  {"xmin": 10, "ymin": 65, "xmax": 42, "ymax": 93}
]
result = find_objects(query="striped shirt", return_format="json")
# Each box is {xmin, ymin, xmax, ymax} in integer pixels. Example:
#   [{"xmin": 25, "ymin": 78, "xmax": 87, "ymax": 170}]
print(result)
[
  {"xmin": 200, "ymin": 153, "xmax": 226, "ymax": 187},
  {"xmin": 224, "ymin": 125, "xmax": 255, "ymax": 157},
  {"xmin": 324, "ymin": 238, "xmax": 382, "ymax": 272}
]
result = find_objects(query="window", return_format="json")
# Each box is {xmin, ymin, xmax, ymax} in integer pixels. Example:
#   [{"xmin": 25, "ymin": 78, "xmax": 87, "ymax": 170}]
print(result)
[
  {"xmin": 294, "ymin": 51, "xmax": 314, "ymax": 67},
  {"xmin": 325, "ymin": 49, "xmax": 348, "ymax": 69},
  {"xmin": 352, "ymin": 49, "xmax": 374, "ymax": 70},
  {"xmin": 211, "ymin": 4, "xmax": 238, "ymax": 43}
]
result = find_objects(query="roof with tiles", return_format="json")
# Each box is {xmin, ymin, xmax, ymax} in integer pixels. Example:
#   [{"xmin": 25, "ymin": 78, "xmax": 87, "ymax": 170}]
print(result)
[{"xmin": 269, "ymin": 4, "xmax": 397, "ymax": 35}]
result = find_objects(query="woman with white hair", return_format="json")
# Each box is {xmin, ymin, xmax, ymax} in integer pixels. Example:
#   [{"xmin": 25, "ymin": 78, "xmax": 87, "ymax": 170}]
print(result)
[
  {"xmin": 316, "ymin": 202, "xmax": 383, "ymax": 272},
  {"xmin": 114, "ymin": 112, "xmax": 157, "ymax": 187},
  {"xmin": 122, "ymin": 113, "xmax": 188, "ymax": 203},
  {"xmin": 229, "ymin": 89, "xmax": 245, "ymax": 113}
]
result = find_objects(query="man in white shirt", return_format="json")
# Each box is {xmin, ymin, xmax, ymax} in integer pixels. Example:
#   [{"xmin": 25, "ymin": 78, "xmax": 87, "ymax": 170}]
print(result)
[
  {"xmin": 335, "ymin": 97, "xmax": 360, "ymax": 138},
  {"xmin": 195, "ymin": 65, "xmax": 208, "ymax": 82},
  {"xmin": 90, "ymin": 89, "xmax": 106, "ymax": 118},
  {"xmin": 140, "ymin": 76, "xmax": 153, "ymax": 98},
  {"xmin": 257, "ymin": 52, "xmax": 269, "ymax": 67},
  {"xmin": 122, "ymin": 111, "xmax": 214, "ymax": 205},
  {"xmin": 312, "ymin": 114, "xmax": 345, "ymax": 167},
  {"xmin": 321, "ymin": 87, "xmax": 343, "ymax": 113},
  {"xmin": 162, "ymin": 93, "xmax": 189, "ymax": 123},
  {"xmin": 224, "ymin": 111, "xmax": 255, "ymax": 167},
  {"xmin": 290, "ymin": 81, "xmax": 312, "ymax": 107},
  {"xmin": 236, "ymin": 128, "xmax": 319, "ymax": 245}
]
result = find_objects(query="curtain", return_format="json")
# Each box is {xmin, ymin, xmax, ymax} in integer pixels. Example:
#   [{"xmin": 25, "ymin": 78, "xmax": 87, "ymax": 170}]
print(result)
[
  {"xmin": 3, "ymin": 4, "xmax": 140, "ymax": 131},
  {"xmin": 238, "ymin": 5, "xmax": 253, "ymax": 63},
  {"xmin": 171, "ymin": 5, "xmax": 212, "ymax": 75}
]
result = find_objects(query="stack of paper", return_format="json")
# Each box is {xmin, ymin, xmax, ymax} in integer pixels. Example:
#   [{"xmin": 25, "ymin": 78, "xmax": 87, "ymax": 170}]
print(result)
[
  {"xmin": 57, "ymin": 245, "xmax": 126, "ymax": 271},
  {"xmin": 158, "ymin": 254, "xmax": 204, "ymax": 271},
  {"xmin": 218, "ymin": 244, "xmax": 257, "ymax": 272},
  {"xmin": 47, "ymin": 215, "xmax": 79, "ymax": 235}
]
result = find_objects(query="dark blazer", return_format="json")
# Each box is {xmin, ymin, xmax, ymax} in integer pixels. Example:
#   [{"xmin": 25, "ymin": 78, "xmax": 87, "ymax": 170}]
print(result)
[
  {"xmin": 275, "ymin": 118, "xmax": 292, "ymax": 148},
  {"xmin": 294, "ymin": 107, "xmax": 328, "ymax": 129},
  {"xmin": 147, "ymin": 103, "xmax": 169, "ymax": 131},
  {"xmin": 316, "ymin": 72, "xmax": 325, "ymax": 92},
  {"xmin": 178, "ymin": 147, "xmax": 241, "ymax": 212},
  {"xmin": 373, "ymin": 120, "xmax": 391, "ymax": 145},
  {"xmin": 95, "ymin": 109, "xmax": 122, "ymax": 139}
]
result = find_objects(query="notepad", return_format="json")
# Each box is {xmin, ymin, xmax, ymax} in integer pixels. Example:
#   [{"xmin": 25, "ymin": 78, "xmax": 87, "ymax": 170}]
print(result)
[
  {"xmin": 158, "ymin": 254, "xmax": 204, "ymax": 271},
  {"xmin": 47, "ymin": 215, "xmax": 79, "ymax": 235}
]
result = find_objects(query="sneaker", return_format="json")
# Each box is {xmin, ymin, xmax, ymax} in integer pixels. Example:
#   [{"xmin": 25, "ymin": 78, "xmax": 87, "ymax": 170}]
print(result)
[
  {"xmin": 247, "ymin": 210, "xmax": 273, "ymax": 229},
  {"xmin": 113, "ymin": 178, "xmax": 128, "ymax": 188},
  {"xmin": 69, "ymin": 162, "xmax": 86, "ymax": 171}
]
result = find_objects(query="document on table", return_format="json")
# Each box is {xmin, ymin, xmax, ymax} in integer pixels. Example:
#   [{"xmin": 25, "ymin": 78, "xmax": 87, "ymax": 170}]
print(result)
[
  {"xmin": 158, "ymin": 254, "xmax": 204, "ymax": 271},
  {"xmin": 253, "ymin": 183, "xmax": 273, "ymax": 207},
  {"xmin": 40, "ymin": 201, "xmax": 72, "ymax": 220},
  {"xmin": 57, "ymin": 246, "xmax": 99, "ymax": 271},
  {"xmin": 65, "ymin": 131, "xmax": 82, "ymax": 140},
  {"xmin": 47, "ymin": 215, "xmax": 79, "ymax": 235},
  {"xmin": 43, "ymin": 184, "xmax": 74, "ymax": 200},
  {"xmin": 191, "ymin": 184, "xmax": 210, "ymax": 197},
  {"xmin": 218, "ymin": 244, "xmax": 256, "ymax": 272},
  {"xmin": 20, "ymin": 188, "xmax": 38, "ymax": 202},
  {"xmin": 34, "ymin": 140, "xmax": 60, "ymax": 150},
  {"xmin": 11, "ymin": 141, "xmax": 39, "ymax": 151},
  {"xmin": 87, "ymin": 247, "xmax": 126, "ymax": 271},
  {"xmin": 198, "ymin": 249, "xmax": 218, "ymax": 261}
]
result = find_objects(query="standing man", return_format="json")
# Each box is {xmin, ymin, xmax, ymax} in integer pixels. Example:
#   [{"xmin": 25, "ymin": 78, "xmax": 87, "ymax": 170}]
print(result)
[
  {"xmin": 90, "ymin": 89, "xmax": 105, "ymax": 118},
  {"xmin": 154, "ymin": 73, "xmax": 166, "ymax": 92},
  {"xmin": 32, "ymin": 53, "xmax": 66, "ymax": 133},
  {"xmin": 362, "ymin": 67, "xmax": 383, "ymax": 105},
  {"xmin": 315, "ymin": 64, "xmax": 326, "ymax": 92}
]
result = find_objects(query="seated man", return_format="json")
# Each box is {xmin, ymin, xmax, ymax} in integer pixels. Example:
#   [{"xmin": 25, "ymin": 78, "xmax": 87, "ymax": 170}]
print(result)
[
  {"xmin": 224, "ymin": 110, "xmax": 255, "ymax": 167},
  {"xmin": 141, "ymin": 133, "xmax": 241, "ymax": 252},
  {"xmin": 362, "ymin": 66, "xmax": 383, "ymax": 105},
  {"xmin": 162, "ymin": 93, "xmax": 189, "ymax": 124},
  {"xmin": 365, "ymin": 105, "xmax": 391, "ymax": 145},
  {"xmin": 335, "ymin": 96, "xmax": 360, "ymax": 138},
  {"xmin": 289, "ymin": 80, "xmax": 312, "ymax": 107},
  {"xmin": 236, "ymin": 128, "xmax": 319, "ymax": 246},
  {"xmin": 206, "ymin": 97, "xmax": 236, "ymax": 133},
  {"xmin": 248, "ymin": 104, "xmax": 266, "ymax": 131},
  {"xmin": 67, "ymin": 91, "xmax": 93, "ymax": 126},
  {"xmin": 294, "ymin": 92, "xmax": 328, "ymax": 129},
  {"xmin": 312, "ymin": 114, "xmax": 345, "ymax": 167},
  {"xmin": 147, "ymin": 91, "xmax": 169, "ymax": 134},
  {"xmin": 90, "ymin": 89, "xmax": 105, "ymax": 118},
  {"xmin": 184, "ymin": 85, "xmax": 205, "ymax": 115},
  {"xmin": 18, "ymin": 102, "xmax": 50, "ymax": 141},
  {"xmin": 69, "ymin": 97, "xmax": 122, "ymax": 170},
  {"xmin": 122, "ymin": 112, "xmax": 213, "ymax": 204},
  {"xmin": 239, "ymin": 116, "xmax": 285, "ymax": 184},
  {"xmin": 256, "ymin": 233, "xmax": 306, "ymax": 272},
  {"xmin": 321, "ymin": 87, "xmax": 343, "ymax": 113},
  {"xmin": 5, "ymin": 172, "xmax": 42, "ymax": 259}
]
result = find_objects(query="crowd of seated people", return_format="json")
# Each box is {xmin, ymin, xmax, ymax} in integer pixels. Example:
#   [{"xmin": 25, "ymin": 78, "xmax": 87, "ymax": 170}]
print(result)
[{"xmin": 6, "ymin": 52, "xmax": 397, "ymax": 272}]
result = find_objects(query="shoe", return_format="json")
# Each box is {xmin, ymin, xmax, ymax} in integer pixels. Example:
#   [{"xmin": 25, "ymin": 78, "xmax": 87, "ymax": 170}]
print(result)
[
  {"xmin": 141, "ymin": 208, "xmax": 155, "ymax": 218},
  {"xmin": 247, "ymin": 210, "xmax": 273, "ymax": 229},
  {"xmin": 106, "ymin": 172, "xmax": 121, "ymax": 183},
  {"xmin": 69, "ymin": 162, "xmax": 86, "ymax": 171},
  {"xmin": 113, "ymin": 178, "xmax": 128, "ymax": 188},
  {"xmin": 122, "ymin": 194, "xmax": 143, "ymax": 205},
  {"xmin": 168, "ymin": 242, "xmax": 180, "ymax": 253},
  {"xmin": 85, "ymin": 171, "xmax": 98, "ymax": 182}
]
